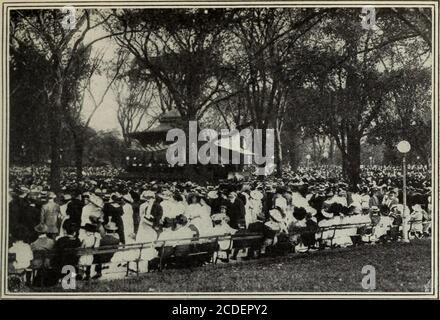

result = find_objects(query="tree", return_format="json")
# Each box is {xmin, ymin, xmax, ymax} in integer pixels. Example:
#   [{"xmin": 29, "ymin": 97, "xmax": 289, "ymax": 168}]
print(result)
[
  {"xmin": 107, "ymin": 9, "xmax": 236, "ymax": 122},
  {"xmin": 10, "ymin": 9, "xmax": 116, "ymax": 191},
  {"xmin": 228, "ymin": 8, "xmax": 328, "ymax": 176},
  {"xmin": 114, "ymin": 76, "xmax": 160, "ymax": 147},
  {"xmin": 292, "ymin": 8, "xmax": 431, "ymax": 187},
  {"xmin": 368, "ymin": 67, "xmax": 431, "ymax": 165}
]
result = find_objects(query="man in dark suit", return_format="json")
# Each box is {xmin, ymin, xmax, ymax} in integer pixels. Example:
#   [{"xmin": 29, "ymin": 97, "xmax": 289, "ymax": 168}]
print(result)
[
  {"xmin": 103, "ymin": 195, "xmax": 125, "ymax": 244},
  {"xmin": 150, "ymin": 197, "xmax": 163, "ymax": 230},
  {"xmin": 93, "ymin": 222, "xmax": 120, "ymax": 279},
  {"xmin": 226, "ymin": 192, "xmax": 246, "ymax": 230},
  {"xmin": 30, "ymin": 224, "xmax": 56, "ymax": 286},
  {"xmin": 52, "ymin": 221, "xmax": 81, "ymax": 279},
  {"xmin": 66, "ymin": 190, "xmax": 84, "ymax": 231}
]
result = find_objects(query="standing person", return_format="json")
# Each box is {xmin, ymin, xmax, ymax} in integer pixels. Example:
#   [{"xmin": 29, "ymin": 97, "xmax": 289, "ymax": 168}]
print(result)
[
  {"xmin": 66, "ymin": 190, "xmax": 84, "ymax": 232},
  {"xmin": 383, "ymin": 190, "xmax": 399, "ymax": 208},
  {"xmin": 103, "ymin": 195, "xmax": 125, "ymax": 244},
  {"xmin": 121, "ymin": 195, "xmax": 135, "ymax": 243},
  {"xmin": 130, "ymin": 191, "xmax": 141, "ymax": 237},
  {"xmin": 21, "ymin": 196, "xmax": 41, "ymax": 243},
  {"xmin": 52, "ymin": 221, "xmax": 81, "ymax": 280},
  {"xmin": 369, "ymin": 188, "xmax": 381, "ymax": 208},
  {"xmin": 209, "ymin": 190, "xmax": 229, "ymax": 214},
  {"xmin": 226, "ymin": 192, "xmax": 246, "ymax": 230},
  {"xmin": 59, "ymin": 194, "xmax": 72, "ymax": 237},
  {"xmin": 80, "ymin": 192, "xmax": 102, "ymax": 227},
  {"xmin": 40, "ymin": 192, "xmax": 61, "ymax": 239}
]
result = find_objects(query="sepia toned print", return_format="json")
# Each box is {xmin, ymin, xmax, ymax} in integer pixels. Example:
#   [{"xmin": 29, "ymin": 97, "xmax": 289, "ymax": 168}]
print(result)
[{"xmin": 0, "ymin": 0, "xmax": 438, "ymax": 299}]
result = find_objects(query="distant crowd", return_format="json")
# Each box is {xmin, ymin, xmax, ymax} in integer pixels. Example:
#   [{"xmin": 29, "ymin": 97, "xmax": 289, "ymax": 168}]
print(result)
[{"xmin": 8, "ymin": 164, "xmax": 431, "ymax": 286}]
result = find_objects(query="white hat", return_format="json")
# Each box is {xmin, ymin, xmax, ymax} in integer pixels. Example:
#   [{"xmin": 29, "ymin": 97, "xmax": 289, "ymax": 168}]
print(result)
[
  {"xmin": 207, "ymin": 190, "xmax": 218, "ymax": 199},
  {"xmin": 322, "ymin": 211, "xmax": 334, "ymax": 219},
  {"xmin": 122, "ymin": 194, "xmax": 133, "ymax": 203},
  {"xmin": 141, "ymin": 190, "xmax": 155, "ymax": 201},
  {"xmin": 412, "ymin": 204, "xmax": 423, "ymax": 212},
  {"xmin": 350, "ymin": 204, "xmax": 362, "ymax": 215},
  {"xmin": 211, "ymin": 213, "xmax": 228, "ymax": 221},
  {"xmin": 321, "ymin": 200, "xmax": 333, "ymax": 218},
  {"xmin": 250, "ymin": 190, "xmax": 263, "ymax": 200},
  {"xmin": 305, "ymin": 206, "xmax": 317, "ymax": 216},
  {"xmin": 160, "ymin": 190, "xmax": 173, "ymax": 200},
  {"xmin": 269, "ymin": 208, "xmax": 283, "ymax": 223}
]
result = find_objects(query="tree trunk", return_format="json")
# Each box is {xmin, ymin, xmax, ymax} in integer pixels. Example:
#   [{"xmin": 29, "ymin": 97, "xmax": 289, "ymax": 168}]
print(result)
[
  {"xmin": 329, "ymin": 136, "xmax": 335, "ymax": 164},
  {"xmin": 312, "ymin": 137, "xmax": 317, "ymax": 162},
  {"xmin": 48, "ymin": 80, "xmax": 62, "ymax": 193},
  {"xmin": 74, "ymin": 133, "xmax": 84, "ymax": 181},
  {"xmin": 275, "ymin": 125, "xmax": 283, "ymax": 177},
  {"xmin": 345, "ymin": 132, "xmax": 361, "ymax": 190}
]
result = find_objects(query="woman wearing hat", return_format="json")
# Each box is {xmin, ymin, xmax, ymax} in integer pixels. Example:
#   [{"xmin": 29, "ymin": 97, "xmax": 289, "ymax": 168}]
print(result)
[
  {"xmin": 371, "ymin": 205, "xmax": 393, "ymax": 243},
  {"xmin": 263, "ymin": 207, "xmax": 288, "ymax": 251},
  {"xmin": 317, "ymin": 202, "xmax": 338, "ymax": 248},
  {"xmin": 247, "ymin": 190, "xmax": 263, "ymax": 226},
  {"xmin": 408, "ymin": 204, "xmax": 425, "ymax": 238},
  {"xmin": 78, "ymin": 223, "xmax": 100, "ymax": 280}
]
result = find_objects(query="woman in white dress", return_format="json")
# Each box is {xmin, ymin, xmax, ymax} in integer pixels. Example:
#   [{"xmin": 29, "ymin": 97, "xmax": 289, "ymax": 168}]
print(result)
[{"xmin": 78, "ymin": 223, "xmax": 101, "ymax": 280}]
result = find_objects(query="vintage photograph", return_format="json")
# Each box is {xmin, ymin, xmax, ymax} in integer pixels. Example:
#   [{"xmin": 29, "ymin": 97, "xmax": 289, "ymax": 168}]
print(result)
[{"xmin": 1, "ymin": 0, "xmax": 438, "ymax": 298}]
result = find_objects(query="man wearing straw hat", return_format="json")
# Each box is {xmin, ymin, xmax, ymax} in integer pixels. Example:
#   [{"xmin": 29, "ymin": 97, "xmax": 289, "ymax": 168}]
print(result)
[{"xmin": 40, "ymin": 192, "xmax": 61, "ymax": 239}]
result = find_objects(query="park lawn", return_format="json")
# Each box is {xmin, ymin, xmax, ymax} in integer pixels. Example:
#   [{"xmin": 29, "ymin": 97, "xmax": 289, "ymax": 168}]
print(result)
[{"xmin": 29, "ymin": 239, "xmax": 431, "ymax": 293}]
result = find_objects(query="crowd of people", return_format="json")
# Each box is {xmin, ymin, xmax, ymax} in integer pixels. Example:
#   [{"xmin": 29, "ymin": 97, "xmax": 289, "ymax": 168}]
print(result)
[{"xmin": 8, "ymin": 164, "xmax": 432, "ymax": 286}]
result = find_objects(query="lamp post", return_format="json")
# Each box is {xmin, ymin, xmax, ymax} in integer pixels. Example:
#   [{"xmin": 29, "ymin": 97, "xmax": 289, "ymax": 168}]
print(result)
[
  {"xmin": 369, "ymin": 156, "xmax": 373, "ymax": 167},
  {"xmin": 397, "ymin": 140, "xmax": 411, "ymax": 243}
]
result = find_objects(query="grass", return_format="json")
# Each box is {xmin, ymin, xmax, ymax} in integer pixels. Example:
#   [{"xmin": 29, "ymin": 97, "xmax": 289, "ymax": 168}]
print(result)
[{"xmin": 26, "ymin": 239, "xmax": 431, "ymax": 293}]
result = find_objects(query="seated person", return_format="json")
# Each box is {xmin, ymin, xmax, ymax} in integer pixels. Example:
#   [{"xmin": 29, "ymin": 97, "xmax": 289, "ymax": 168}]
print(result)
[
  {"xmin": 409, "ymin": 204, "xmax": 424, "ymax": 238},
  {"xmin": 93, "ymin": 221, "xmax": 120, "ymax": 279},
  {"xmin": 30, "ymin": 223, "xmax": 55, "ymax": 270},
  {"xmin": 52, "ymin": 221, "xmax": 81, "ymax": 279},
  {"xmin": 172, "ymin": 214, "xmax": 196, "ymax": 245},
  {"xmin": 288, "ymin": 206, "xmax": 307, "ymax": 248},
  {"xmin": 317, "ymin": 202, "xmax": 340, "ymax": 247},
  {"xmin": 78, "ymin": 223, "xmax": 100, "ymax": 280},
  {"xmin": 136, "ymin": 217, "xmax": 159, "ymax": 269},
  {"xmin": 333, "ymin": 205, "xmax": 353, "ymax": 248},
  {"xmin": 372, "ymin": 205, "xmax": 393, "ymax": 242},
  {"xmin": 9, "ymin": 225, "xmax": 33, "ymax": 275},
  {"xmin": 302, "ymin": 213, "xmax": 319, "ymax": 250},
  {"xmin": 263, "ymin": 207, "xmax": 288, "ymax": 247},
  {"xmin": 211, "ymin": 213, "xmax": 237, "ymax": 250}
]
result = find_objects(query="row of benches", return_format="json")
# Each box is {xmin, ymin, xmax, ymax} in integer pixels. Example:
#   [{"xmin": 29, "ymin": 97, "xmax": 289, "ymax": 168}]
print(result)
[{"xmin": 8, "ymin": 219, "xmax": 429, "ymax": 288}]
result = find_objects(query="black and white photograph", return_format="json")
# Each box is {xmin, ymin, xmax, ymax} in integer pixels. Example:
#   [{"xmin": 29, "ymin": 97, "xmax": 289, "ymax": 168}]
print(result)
[{"xmin": 0, "ymin": 0, "xmax": 438, "ymax": 299}]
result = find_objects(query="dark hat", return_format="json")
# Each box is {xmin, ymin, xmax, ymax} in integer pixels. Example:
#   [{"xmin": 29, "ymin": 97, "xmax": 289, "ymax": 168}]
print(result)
[
  {"xmin": 293, "ymin": 207, "xmax": 307, "ymax": 221},
  {"xmin": 162, "ymin": 217, "xmax": 175, "ymax": 229},
  {"xmin": 81, "ymin": 223, "xmax": 97, "ymax": 233},
  {"xmin": 34, "ymin": 223, "xmax": 48, "ymax": 234},
  {"xmin": 175, "ymin": 214, "xmax": 188, "ymax": 226}
]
